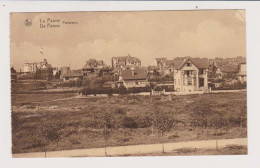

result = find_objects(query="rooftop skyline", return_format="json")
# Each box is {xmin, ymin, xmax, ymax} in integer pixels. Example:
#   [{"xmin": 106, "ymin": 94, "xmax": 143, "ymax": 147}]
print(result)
[{"xmin": 10, "ymin": 10, "xmax": 246, "ymax": 71}]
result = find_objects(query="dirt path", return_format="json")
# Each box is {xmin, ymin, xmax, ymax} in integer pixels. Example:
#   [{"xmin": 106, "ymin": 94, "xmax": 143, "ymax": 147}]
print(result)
[{"xmin": 12, "ymin": 138, "xmax": 247, "ymax": 158}]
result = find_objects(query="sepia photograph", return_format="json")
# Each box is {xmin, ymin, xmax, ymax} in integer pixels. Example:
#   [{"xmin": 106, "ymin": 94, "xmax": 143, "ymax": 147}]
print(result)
[{"xmin": 10, "ymin": 10, "xmax": 247, "ymax": 158}]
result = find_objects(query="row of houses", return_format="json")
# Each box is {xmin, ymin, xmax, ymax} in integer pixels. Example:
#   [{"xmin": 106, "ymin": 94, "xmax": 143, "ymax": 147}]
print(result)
[{"xmin": 12, "ymin": 55, "xmax": 247, "ymax": 93}]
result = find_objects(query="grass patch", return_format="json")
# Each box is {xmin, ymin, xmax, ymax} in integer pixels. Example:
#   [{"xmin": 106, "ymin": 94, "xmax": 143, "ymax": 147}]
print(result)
[{"xmin": 12, "ymin": 92, "xmax": 247, "ymax": 154}]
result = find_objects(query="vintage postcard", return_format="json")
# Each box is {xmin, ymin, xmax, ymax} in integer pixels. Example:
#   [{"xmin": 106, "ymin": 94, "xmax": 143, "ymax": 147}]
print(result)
[{"xmin": 10, "ymin": 10, "xmax": 247, "ymax": 158}]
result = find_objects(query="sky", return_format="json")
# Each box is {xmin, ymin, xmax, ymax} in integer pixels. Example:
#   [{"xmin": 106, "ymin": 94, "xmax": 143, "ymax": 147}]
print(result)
[{"xmin": 10, "ymin": 10, "xmax": 246, "ymax": 71}]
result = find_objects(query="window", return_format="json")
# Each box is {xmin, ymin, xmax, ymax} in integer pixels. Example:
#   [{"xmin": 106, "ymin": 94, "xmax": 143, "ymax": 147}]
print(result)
[
  {"xmin": 187, "ymin": 62, "xmax": 191, "ymax": 67},
  {"xmin": 187, "ymin": 71, "xmax": 191, "ymax": 77},
  {"xmin": 199, "ymin": 69, "xmax": 204, "ymax": 75},
  {"xmin": 199, "ymin": 78, "xmax": 204, "ymax": 87},
  {"xmin": 187, "ymin": 78, "xmax": 192, "ymax": 85}
]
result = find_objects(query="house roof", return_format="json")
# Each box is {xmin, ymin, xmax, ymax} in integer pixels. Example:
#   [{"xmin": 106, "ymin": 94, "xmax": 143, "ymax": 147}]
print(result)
[
  {"xmin": 155, "ymin": 58, "xmax": 167, "ymax": 61},
  {"xmin": 63, "ymin": 71, "xmax": 83, "ymax": 78},
  {"xmin": 11, "ymin": 67, "xmax": 17, "ymax": 75},
  {"xmin": 11, "ymin": 67, "xmax": 17, "ymax": 74},
  {"xmin": 113, "ymin": 55, "xmax": 141, "ymax": 63},
  {"xmin": 174, "ymin": 57, "xmax": 209, "ymax": 70},
  {"xmin": 121, "ymin": 69, "xmax": 147, "ymax": 80},
  {"xmin": 218, "ymin": 65, "xmax": 238, "ymax": 73},
  {"xmin": 84, "ymin": 59, "xmax": 106, "ymax": 68},
  {"xmin": 148, "ymin": 65, "xmax": 158, "ymax": 71}
]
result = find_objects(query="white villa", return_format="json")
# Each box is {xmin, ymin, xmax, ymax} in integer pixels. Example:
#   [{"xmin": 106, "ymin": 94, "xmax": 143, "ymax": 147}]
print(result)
[{"xmin": 173, "ymin": 57, "xmax": 209, "ymax": 93}]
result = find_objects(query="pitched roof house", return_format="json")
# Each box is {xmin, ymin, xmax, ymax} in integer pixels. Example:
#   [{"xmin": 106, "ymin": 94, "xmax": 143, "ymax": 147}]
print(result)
[
  {"xmin": 63, "ymin": 71, "xmax": 83, "ymax": 81},
  {"xmin": 118, "ymin": 69, "xmax": 148, "ymax": 88},
  {"xmin": 82, "ymin": 59, "xmax": 107, "ymax": 76},
  {"xmin": 112, "ymin": 54, "xmax": 141, "ymax": 69},
  {"xmin": 155, "ymin": 58, "xmax": 174, "ymax": 75},
  {"xmin": 173, "ymin": 57, "xmax": 209, "ymax": 93}
]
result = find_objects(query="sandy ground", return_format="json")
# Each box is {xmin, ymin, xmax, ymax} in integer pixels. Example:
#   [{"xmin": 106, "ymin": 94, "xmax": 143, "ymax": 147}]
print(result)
[{"xmin": 12, "ymin": 138, "xmax": 247, "ymax": 158}]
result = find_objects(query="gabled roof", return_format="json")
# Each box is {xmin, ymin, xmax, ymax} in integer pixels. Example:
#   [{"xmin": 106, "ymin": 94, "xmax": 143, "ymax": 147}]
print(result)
[
  {"xmin": 11, "ymin": 67, "xmax": 17, "ymax": 75},
  {"xmin": 174, "ymin": 57, "xmax": 209, "ymax": 70},
  {"xmin": 84, "ymin": 59, "xmax": 106, "ymax": 68},
  {"xmin": 63, "ymin": 71, "xmax": 83, "ymax": 78},
  {"xmin": 121, "ymin": 69, "xmax": 147, "ymax": 81},
  {"xmin": 11, "ymin": 67, "xmax": 17, "ymax": 73}
]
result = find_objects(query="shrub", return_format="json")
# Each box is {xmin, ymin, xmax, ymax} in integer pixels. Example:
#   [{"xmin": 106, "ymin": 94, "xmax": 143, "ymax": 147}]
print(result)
[
  {"xmin": 82, "ymin": 86, "xmax": 151, "ymax": 95},
  {"xmin": 212, "ymin": 81, "xmax": 246, "ymax": 90},
  {"xmin": 39, "ymin": 120, "xmax": 65, "ymax": 145},
  {"xmin": 123, "ymin": 116, "xmax": 137, "ymax": 129}
]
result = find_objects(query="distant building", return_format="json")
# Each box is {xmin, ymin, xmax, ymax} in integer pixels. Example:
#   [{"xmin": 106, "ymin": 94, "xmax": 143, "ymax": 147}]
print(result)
[
  {"xmin": 147, "ymin": 65, "xmax": 159, "ymax": 77},
  {"xmin": 60, "ymin": 67, "xmax": 71, "ymax": 79},
  {"xmin": 173, "ymin": 57, "xmax": 209, "ymax": 92},
  {"xmin": 82, "ymin": 59, "xmax": 107, "ymax": 76},
  {"xmin": 23, "ymin": 62, "xmax": 37, "ymax": 73},
  {"xmin": 52, "ymin": 67, "xmax": 59, "ymax": 76},
  {"xmin": 237, "ymin": 62, "xmax": 247, "ymax": 83},
  {"xmin": 217, "ymin": 65, "xmax": 238, "ymax": 79},
  {"xmin": 103, "ymin": 81, "xmax": 116, "ymax": 89},
  {"xmin": 155, "ymin": 58, "xmax": 174, "ymax": 75},
  {"xmin": 37, "ymin": 59, "xmax": 48, "ymax": 69},
  {"xmin": 23, "ymin": 59, "xmax": 53, "ymax": 80},
  {"xmin": 23, "ymin": 59, "xmax": 49, "ymax": 73},
  {"xmin": 112, "ymin": 54, "xmax": 141, "ymax": 69},
  {"xmin": 10, "ymin": 67, "xmax": 17, "ymax": 82},
  {"xmin": 35, "ymin": 59, "xmax": 53, "ymax": 80},
  {"xmin": 118, "ymin": 68, "xmax": 148, "ymax": 88},
  {"xmin": 63, "ymin": 71, "xmax": 83, "ymax": 81}
]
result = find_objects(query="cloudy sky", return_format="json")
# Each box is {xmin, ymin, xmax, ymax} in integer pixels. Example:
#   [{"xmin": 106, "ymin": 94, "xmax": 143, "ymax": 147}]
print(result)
[{"xmin": 10, "ymin": 10, "xmax": 246, "ymax": 71}]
